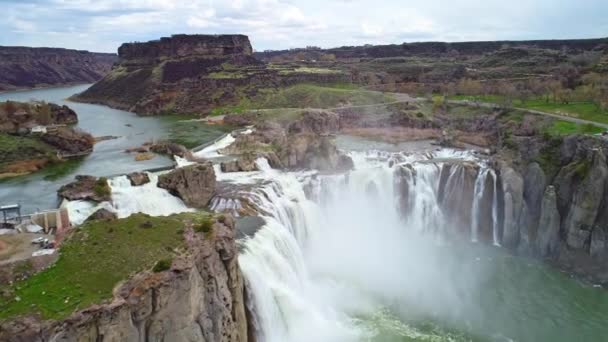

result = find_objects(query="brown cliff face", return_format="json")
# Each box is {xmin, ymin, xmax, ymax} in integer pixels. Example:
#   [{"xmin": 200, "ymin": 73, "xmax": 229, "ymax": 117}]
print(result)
[
  {"xmin": 0, "ymin": 47, "xmax": 116, "ymax": 91},
  {"xmin": 118, "ymin": 34, "xmax": 253, "ymax": 63},
  {"xmin": 0, "ymin": 216, "xmax": 250, "ymax": 342},
  {"xmin": 73, "ymin": 34, "xmax": 349, "ymax": 116}
]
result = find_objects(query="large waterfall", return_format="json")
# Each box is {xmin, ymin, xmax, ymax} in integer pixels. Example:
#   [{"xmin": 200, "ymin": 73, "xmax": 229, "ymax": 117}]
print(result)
[{"xmin": 217, "ymin": 149, "xmax": 502, "ymax": 341}]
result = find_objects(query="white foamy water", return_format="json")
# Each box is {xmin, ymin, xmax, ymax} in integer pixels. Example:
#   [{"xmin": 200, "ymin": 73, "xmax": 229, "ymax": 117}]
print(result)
[
  {"xmin": 65, "ymin": 171, "xmax": 193, "ymax": 225},
  {"xmin": 193, "ymin": 133, "xmax": 235, "ymax": 159},
  {"xmin": 229, "ymin": 150, "xmax": 495, "ymax": 342}
]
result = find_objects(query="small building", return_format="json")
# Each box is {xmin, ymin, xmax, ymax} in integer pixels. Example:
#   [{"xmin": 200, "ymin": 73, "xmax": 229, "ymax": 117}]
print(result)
[
  {"xmin": 0, "ymin": 204, "xmax": 22, "ymax": 225},
  {"xmin": 30, "ymin": 125, "xmax": 47, "ymax": 134}
]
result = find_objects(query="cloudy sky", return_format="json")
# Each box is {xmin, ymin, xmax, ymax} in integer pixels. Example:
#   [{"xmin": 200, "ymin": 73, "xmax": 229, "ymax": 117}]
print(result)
[{"xmin": 1, "ymin": 0, "xmax": 607, "ymax": 53}]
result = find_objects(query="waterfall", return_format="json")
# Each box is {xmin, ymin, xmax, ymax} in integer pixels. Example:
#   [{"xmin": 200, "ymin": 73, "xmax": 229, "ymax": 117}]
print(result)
[
  {"xmin": 64, "ymin": 171, "xmax": 193, "ymax": 225},
  {"xmin": 228, "ymin": 149, "xmax": 495, "ymax": 341},
  {"xmin": 491, "ymin": 170, "xmax": 501, "ymax": 247},
  {"xmin": 471, "ymin": 168, "xmax": 490, "ymax": 243}
]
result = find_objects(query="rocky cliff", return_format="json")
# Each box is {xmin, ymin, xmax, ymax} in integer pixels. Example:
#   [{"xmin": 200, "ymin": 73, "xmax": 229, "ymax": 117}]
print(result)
[
  {"xmin": 256, "ymin": 37, "xmax": 608, "ymax": 60},
  {"xmin": 0, "ymin": 47, "xmax": 116, "ymax": 91},
  {"xmin": 0, "ymin": 216, "xmax": 250, "ymax": 342},
  {"xmin": 73, "ymin": 34, "xmax": 349, "ymax": 115}
]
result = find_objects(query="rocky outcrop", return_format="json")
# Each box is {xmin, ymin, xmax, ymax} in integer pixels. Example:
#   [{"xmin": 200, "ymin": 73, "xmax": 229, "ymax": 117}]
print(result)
[
  {"xmin": 438, "ymin": 162, "xmax": 479, "ymax": 236},
  {"xmin": 221, "ymin": 154, "xmax": 259, "ymax": 173},
  {"xmin": 0, "ymin": 216, "xmax": 250, "ymax": 342},
  {"xmin": 500, "ymin": 164, "xmax": 525, "ymax": 248},
  {"xmin": 536, "ymin": 186, "xmax": 561, "ymax": 257},
  {"xmin": 0, "ymin": 101, "xmax": 78, "ymax": 134},
  {"xmin": 40, "ymin": 127, "xmax": 94, "ymax": 155},
  {"xmin": 58, "ymin": 175, "xmax": 111, "ymax": 202},
  {"xmin": 85, "ymin": 208, "xmax": 117, "ymax": 222},
  {"xmin": 127, "ymin": 172, "xmax": 151, "ymax": 186},
  {"xmin": 158, "ymin": 163, "xmax": 216, "ymax": 208},
  {"xmin": 564, "ymin": 149, "xmax": 607, "ymax": 250},
  {"xmin": 0, "ymin": 46, "xmax": 116, "ymax": 91}
]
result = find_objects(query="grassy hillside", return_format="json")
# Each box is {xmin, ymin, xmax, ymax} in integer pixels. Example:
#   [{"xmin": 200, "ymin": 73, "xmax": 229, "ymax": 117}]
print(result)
[
  {"xmin": 211, "ymin": 84, "xmax": 395, "ymax": 115},
  {"xmin": 0, "ymin": 213, "xmax": 211, "ymax": 320}
]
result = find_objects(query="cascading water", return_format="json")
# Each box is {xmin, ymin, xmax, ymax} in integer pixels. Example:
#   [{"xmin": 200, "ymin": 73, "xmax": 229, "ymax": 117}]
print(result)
[
  {"xmin": 64, "ymin": 171, "xmax": 193, "ymax": 225},
  {"xmin": 218, "ymin": 149, "xmax": 501, "ymax": 341}
]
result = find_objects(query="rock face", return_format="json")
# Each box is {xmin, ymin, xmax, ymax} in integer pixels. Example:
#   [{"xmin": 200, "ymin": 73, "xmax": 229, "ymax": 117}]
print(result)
[
  {"xmin": 0, "ymin": 46, "xmax": 116, "ymax": 91},
  {"xmin": 127, "ymin": 172, "xmax": 151, "ymax": 186},
  {"xmin": 73, "ymin": 34, "xmax": 348, "ymax": 115},
  {"xmin": 85, "ymin": 208, "xmax": 117, "ymax": 222},
  {"xmin": 0, "ymin": 217, "xmax": 250, "ymax": 342},
  {"xmin": 58, "ymin": 175, "xmax": 111, "ymax": 202},
  {"xmin": 564, "ymin": 149, "xmax": 607, "ymax": 249},
  {"xmin": 536, "ymin": 186, "xmax": 561, "ymax": 257},
  {"xmin": 500, "ymin": 164, "xmax": 525, "ymax": 248},
  {"xmin": 158, "ymin": 163, "xmax": 216, "ymax": 208},
  {"xmin": 221, "ymin": 154, "xmax": 259, "ymax": 173},
  {"xmin": 0, "ymin": 101, "xmax": 78, "ymax": 134}
]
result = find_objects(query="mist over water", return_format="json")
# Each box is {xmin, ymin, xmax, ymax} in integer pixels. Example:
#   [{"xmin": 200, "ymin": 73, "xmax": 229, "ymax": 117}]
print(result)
[{"xmin": 230, "ymin": 148, "xmax": 608, "ymax": 342}]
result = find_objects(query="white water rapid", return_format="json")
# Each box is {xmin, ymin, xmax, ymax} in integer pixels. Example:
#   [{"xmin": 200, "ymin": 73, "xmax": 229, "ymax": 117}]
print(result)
[{"xmin": 214, "ymin": 148, "xmax": 501, "ymax": 342}]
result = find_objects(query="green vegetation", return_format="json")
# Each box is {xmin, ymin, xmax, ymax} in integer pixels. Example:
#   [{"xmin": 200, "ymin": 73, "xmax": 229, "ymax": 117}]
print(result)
[
  {"xmin": 574, "ymin": 159, "xmax": 591, "ymax": 179},
  {"xmin": 160, "ymin": 115, "xmax": 234, "ymax": 148},
  {"xmin": 93, "ymin": 177, "xmax": 111, "ymax": 198},
  {"xmin": 194, "ymin": 216, "xmax": 214, "ymax": 237},
  {"xmin": 0, "ymin": 133, "xmax": 55, "ymax": 164},
  {"xmin": 450, "ymin": 95, "xmax": 608, "ymax": 125},
  {"xmin": 152, "ymin": 258, "xmax": 173, "ymax": 273},
  {"xmin": 0, "ymin": 213, "xmax": 199, "ymax": 320},
  {"xmin": 543, "ymin": 120, "xmax": 604, "ymax": 136},
  {"xmin": 210, "ymin": 84, "xmax": 394, "ymax": 115}
]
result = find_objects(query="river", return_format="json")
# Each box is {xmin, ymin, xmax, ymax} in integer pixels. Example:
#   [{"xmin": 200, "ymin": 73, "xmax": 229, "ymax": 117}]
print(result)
[{"xmin": 0, "ymin": 84, "xmax": 226, "ymax": 214}]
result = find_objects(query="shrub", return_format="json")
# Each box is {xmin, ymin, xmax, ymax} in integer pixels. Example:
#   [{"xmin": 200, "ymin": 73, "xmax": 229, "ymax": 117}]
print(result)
[
  {"xmin": 94, "ymin": 177, "xmax": 111, "ymax": 197},
  {"xmin": 152, "ymin": 258, "xmax": 173, "ymax": 273},
  {"xmin": 194, "ymin": 216, "xmax": 214, "ymax": 234}
]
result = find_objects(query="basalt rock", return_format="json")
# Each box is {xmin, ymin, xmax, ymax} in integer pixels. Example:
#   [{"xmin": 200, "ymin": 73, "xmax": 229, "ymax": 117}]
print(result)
[
  {"xmin": 58, "ymin": 175, "xmax": 111, "ymax": 202},
  {"xmin": 0, "ymin": 216, "xmax": 250, "ymax": 342},
  {"xmin": 0, "ymin": 46, "xmax": 116, "ymax": 91},
  {"xmin": 85, "ymin": 208, "xmax": 117, "ymax": 222},
  {"xmin": 500, "ymin": 164, "xmax": 525, "ymax": 249},
  {"xmin": 40, "ymin": 127, "xmax": 94, "ymax": 155},
  {"xmin": 127, "ymin": 172, "xmax": 151, "ymax": 186},
  {"xmin": 564, "ymin": 149, "xmax": 608, "ymax": 250},
  {"xmin": 537, "ymin": 186, "xmax": 561, "ymax": 257},
  {"xmin": 158, "ymin": 163, "xmax": 216, "ymax": 208},
  {"xmin": 221, "ymin": 154, "xmax": 259, "ymax": 173}
]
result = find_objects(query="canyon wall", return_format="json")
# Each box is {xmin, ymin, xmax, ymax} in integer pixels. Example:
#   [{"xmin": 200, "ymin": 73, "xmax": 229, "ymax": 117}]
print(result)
[
  {"xmin": 0, "ymin": 47, "xmax": 116, "ymax": 91},
  {"xmin": 74, "ymin": 34, "xmax": 349, "ymax": 115},
  {"xmin": 256, "ymin": 37, "xmax": 608, "ymax": 60},
  {"xmin": 0, "ymin": 217, "xmax": 250, "ymax": 342}
]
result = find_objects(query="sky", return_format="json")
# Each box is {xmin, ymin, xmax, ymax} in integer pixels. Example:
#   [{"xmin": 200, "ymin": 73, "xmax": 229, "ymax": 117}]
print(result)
[{"xmin": 1, "ymin": 0, "xmax": 607, "ymax": 53}]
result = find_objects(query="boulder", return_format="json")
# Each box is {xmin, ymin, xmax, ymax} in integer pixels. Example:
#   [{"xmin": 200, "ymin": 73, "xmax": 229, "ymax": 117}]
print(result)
[
  {"xmin": 149, "ymin": 141, "xmax": 193, "ymax": 159},
  {"xmin": 58, "ymin": 175, "xmax": 111, "ymax": 202},
  {"xmin": 537, "ymin": 186, "xmax": 561, "ymax": 257},
  {"xmin": 565, "ymin": 149, "xmax": 607, "ymax": 250},
  {"xmin": 157, "ymin": 163, "xmax": 216, "ymax": 208},
  {"xmin": 40, "ymin": 127, "xmax": 94, "ymax": 155},
  {"xmin": 86, "ymin": 208, "xmax": 117, "ymax": 222},
  {"xmin": 220, "ymin": 154, "xmax": 259, "ymax": 173},
  {"xmin": 127, "ymin": 172, "xmax": 150, "ymax": 186}
]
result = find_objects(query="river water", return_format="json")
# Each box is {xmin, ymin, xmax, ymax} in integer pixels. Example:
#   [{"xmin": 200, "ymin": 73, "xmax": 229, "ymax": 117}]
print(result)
[{"xmin": 1, "ymin": 84, "xmax": 197, "ymax": 213}]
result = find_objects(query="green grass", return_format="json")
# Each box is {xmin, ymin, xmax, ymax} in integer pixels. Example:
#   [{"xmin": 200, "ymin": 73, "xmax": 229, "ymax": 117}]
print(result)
[
  {"xmin": 543, "ymin": 120, "xmax": 604, "ymax": 136},
  {"xmin": 160, "ymin": 115, "xmax": 234, "ymax": 148},
  {"xmin": 450, "ymin": 95, "xmax": 608, "ymax": 125},
  {"xmin": 210, "ymin": 84, "xmax": 394, "ymax": 115},
  {"xmin": 0, "ymin": 133, "xmax": 55, "ymax": 164},
  {"xmin": 0, "ymin": 213, "xmax": 205, "ymax": 320}
]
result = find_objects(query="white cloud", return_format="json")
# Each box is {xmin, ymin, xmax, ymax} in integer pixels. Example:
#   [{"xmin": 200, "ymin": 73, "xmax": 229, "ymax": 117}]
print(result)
[{"xmin": 0, "ymin": 0, "xmax": 606, "ymax": 52}]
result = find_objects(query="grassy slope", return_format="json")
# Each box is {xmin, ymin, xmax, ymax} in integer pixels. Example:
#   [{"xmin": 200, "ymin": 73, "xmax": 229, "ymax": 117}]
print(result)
[
  {"xmin": 211, "ymin": 84, "xmax": 395, "ymax": 116},
  {"xmin": 450, "ymin": 95, "xmax": 608, "ymax": 125},
  {"xmin": 0, "ymin": 213, "xmax": 205, "ymax": 320},
  {"xmin": 0, "ymin": 133, "xmax": 55, "ymax": 164},
  {"xmin": 160, "ymin": 114, "xmax": 234, "ymax": 149}
]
